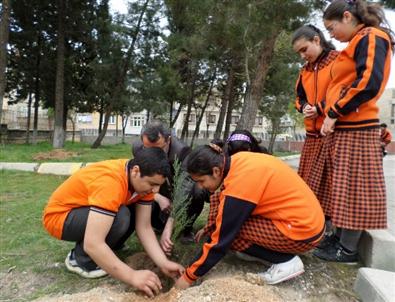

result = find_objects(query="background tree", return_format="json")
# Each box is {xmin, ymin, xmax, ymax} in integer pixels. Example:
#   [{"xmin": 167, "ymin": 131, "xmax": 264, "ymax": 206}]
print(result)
[
  {"xmin": 0, "ymin": 0, "xmax": 11, "ymax": 123},
  {"xmin": 260, "ymin": 32, "xmax": 299, "ymax": 153}
]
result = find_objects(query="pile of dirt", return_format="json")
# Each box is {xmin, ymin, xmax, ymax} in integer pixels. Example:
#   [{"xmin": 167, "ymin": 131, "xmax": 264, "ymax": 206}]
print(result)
[
  {"xmin": 33, "ymin": 150, "xmax": 79, "ymax": 161},
  {"xmin": 35, "ymin": 252, "xmax": 282, "ymax": 302}
]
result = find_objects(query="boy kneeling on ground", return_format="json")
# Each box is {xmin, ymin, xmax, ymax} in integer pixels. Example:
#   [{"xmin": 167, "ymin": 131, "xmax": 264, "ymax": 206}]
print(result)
[{"xmin": 43, "ymin": 147, "xmax": 184, "ymax": 297}]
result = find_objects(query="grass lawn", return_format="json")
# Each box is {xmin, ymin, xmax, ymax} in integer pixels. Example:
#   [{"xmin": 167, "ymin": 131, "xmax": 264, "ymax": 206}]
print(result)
[
  {"xmin": 0, "ymin": 141, "xmax": 298, "ymax": 163},
  {"xmin": 0, "ymin": 142, "xmax": 133, "ymax": 163},
  {"xmin": 0, "ymin": 170, "xmax": 206, "ymax": 301}
]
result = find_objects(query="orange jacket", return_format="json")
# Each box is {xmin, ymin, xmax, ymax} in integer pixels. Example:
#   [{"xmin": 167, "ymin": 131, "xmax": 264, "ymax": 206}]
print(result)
[
  {"xmin": 326, "ymin": 27, "xmax": 392, "ymax": 130},
  {"xmin": 295, "ymin": 50, "xmax": 339, "ymax": 136},
  {"xmin": 183, "ymin": 152, "xmax": 325, "ymax": 284}
]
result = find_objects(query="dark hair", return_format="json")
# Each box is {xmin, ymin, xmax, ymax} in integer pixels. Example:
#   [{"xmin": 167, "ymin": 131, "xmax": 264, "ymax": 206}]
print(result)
[
  {"xmin": 226, "ymin": 129, "xmax": 269, "ymax": 156},
  {"xmin": 141, "ymin": 120, "xmax": 171, "ymax": 143},
  {"xmin": 210, "ymin": 138, "xmax": 225, "ymax": 149},
  {"xmin": 292, "ymin": 24, "xmax": 335, "ymax": 52},
  {"xmin": 186, "ymin": 145, "xmax": 224, "ymax": 176},
  {"xmin": 129, "ymin": 147, "xmax": 171, "ymax": 178},
  {"xmin": 323, "ymin": 0, "xmax": 394, "ymax": 50},
  {"xmin": 380, "ymin": 123, "xmax": 387, "ymax": 128}
]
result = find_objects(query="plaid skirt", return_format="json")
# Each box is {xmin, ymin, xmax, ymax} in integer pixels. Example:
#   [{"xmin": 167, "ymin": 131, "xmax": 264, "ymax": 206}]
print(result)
[
  {"xmin": 203, "ymin": 192, "xmax": 320, "ymax": 254},
  {"xmin": 298, "ymin": 136, "xmax": 324, "ymax": 187},
  {"xmin": 311, "ymin": 129, "xmax": 387, "ymax": 229},
  {"xmin": 309, "ymin": 135, "xmax": 334, "ymax": 216}
]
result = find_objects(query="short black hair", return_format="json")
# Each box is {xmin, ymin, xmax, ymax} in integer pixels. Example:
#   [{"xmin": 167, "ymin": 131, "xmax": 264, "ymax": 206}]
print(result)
[
  {"xmin": 380, "ymin": 123, "xmax": 387, "ymax": 128},
  {"xmin": 129, "ymin": 147, "xmax": 171, "ymax": 178},
  {"xmin": 141, "ymin": 120, "xmax": 171, "ymax": 143}
]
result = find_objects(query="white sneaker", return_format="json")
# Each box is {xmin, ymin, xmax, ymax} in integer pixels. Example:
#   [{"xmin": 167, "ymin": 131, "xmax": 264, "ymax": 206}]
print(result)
[
  {"xmin": 259, "ymin": 256, "xmax": 304, "ymax": 285},
  {"xmin": 65, "ymin": 250, "xmax": 108, "ymax": 279},
  {"xmin": 234, "ymin": 251, "xmax": 270, "ymax": 265}
]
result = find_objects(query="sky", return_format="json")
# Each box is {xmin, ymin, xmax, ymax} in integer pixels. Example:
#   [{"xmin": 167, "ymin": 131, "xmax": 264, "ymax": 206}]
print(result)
[{"xmin": 109, "ymin": 1, "xmax": 395, "ymax": 88}]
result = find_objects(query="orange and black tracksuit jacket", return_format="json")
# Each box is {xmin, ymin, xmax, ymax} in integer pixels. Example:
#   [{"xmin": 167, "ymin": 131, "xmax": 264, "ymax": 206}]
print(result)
[
  {"xmin": 381, "ymin": 129, "xmax": 392, "ymax": 145},
  {"xmin": 326, "ymin": 27, "xmax": 392, "ymax": 130},
  {"xmin": 295, "ymin": 50, "xmax": 339, "ymax": 137},
  {"xmin": 182, "ymin": 152, "xmax": 325, "ymax": 284}
]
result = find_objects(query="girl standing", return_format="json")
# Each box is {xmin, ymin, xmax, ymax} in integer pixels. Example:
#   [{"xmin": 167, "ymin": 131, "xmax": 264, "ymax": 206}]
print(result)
[
  {"xmin": 314, "ymin": 0, "xmax": 393, "ymax": 263},
  {"xmin": 292, "ymin": 25, "xmax": 338, "ymax": 186}
]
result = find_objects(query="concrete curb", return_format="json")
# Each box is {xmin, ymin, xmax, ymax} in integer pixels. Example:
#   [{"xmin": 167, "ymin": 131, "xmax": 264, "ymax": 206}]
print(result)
[
  {"xmin": 359, "ymin": 230, "xmax": 395, "ymax": 272},
  {"xmin": 0, "ymin": 162, "xmax": 39, "ymax": 172},
  {"xmin": 354, "ymin": 267, "xmax": 395, "ymax": 302},
  {"xmin": 37, "ymin": 163, "xmax": 83, "ymax": 176}
]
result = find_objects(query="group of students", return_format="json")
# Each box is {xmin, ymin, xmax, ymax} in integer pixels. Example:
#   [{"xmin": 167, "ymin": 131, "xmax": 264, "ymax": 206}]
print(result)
[{"xmin": 42, "ymin": 0, "xmax": 392, "ymax": 297}]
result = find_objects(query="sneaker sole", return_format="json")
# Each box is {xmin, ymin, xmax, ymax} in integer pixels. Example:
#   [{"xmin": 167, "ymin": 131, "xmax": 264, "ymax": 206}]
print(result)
[
  {"xmin": 65, "ymin": 256, "xmax": 108, "ymax": 279},
  {"xmin": 263, "ymin": 268, "xmax": 305, "ymax": 285}
]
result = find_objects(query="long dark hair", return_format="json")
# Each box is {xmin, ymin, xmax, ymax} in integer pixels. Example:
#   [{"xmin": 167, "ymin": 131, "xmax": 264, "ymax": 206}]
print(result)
[
  {"xmin": 323, "ymin": 0, "xmax": 394, "ymax": 51},
  {"xmin": 292, "ymin": 24, "xmax": 335, "ymax": 52}
]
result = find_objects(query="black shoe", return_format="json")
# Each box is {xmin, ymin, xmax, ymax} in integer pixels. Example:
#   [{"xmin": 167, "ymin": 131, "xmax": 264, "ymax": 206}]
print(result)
[
  {"xmin": 313, "ymin": 242, "xmax": 358, "ymax": 264},
  {"xmin": 316, "ymin": 233, "xmax": 339, "ymax": 249}
]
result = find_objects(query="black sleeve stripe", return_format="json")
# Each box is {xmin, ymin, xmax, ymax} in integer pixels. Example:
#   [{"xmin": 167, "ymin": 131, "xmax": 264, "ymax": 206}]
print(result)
[
  {"xmin": 90, "ymin": 206, "xmax": 116, "ymax": 217},
  {"xmin": 337, "ymin": 35, "xmax": 389, "ymax": 116},
  {"xmin": 194, "ymin": 196, "xmax": 256, "ymax": 277},
  {"xmin": 136, "ymin": 201, "xmax": 153, "ymax": 205},
  {"xmin": 296, "ymin": 75, "xmax": 308, "ymax": 113}
]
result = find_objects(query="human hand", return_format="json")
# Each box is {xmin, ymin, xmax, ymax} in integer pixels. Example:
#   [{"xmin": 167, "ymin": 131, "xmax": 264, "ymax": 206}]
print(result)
[
  {"xmin": 320, "ymin": 116, "xmax": 337, "ymax": 136},
  {"xmin": 160, "ymin": 228, "xmax": 174, "ymax": 256},
  {"xmin": 160, "ymin": 260, "xmax": 185, "ymax": 279},
  {"xmin": 130, "ymin": 269, "xmax": 162, "ymax": 298},
  {"xmin": 303, "ymin": 104, "xmax": 318, "ymax": 119},
  {"xmin": 194, "ymin": 228, "xmax": 206, "ymax": 243},
  {"xmin": 174, "ymin": 276, "xmax": 191, "ymax": 290}
]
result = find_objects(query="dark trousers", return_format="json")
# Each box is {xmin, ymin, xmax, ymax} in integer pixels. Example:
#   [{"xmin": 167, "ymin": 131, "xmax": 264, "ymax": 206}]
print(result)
[{"xmin": 61, "ymin": 205, "xmax": 135, "ymax": 270}]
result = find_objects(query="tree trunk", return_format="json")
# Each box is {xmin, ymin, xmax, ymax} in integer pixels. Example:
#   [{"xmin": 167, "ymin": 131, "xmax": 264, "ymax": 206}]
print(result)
[
  {"xmin": 268, "ymin": 118, "xmax": 280, "ymax": 154},
  {"xmin": 91, "ymin": 0, "xmax": 149, "ymax": 148},
  {"xmin": 121, "ymin": 114, "xmax": 128, "ymax": 144},
  {"xmin": 214, "ymin": 66, "xmax": 234, "ymax": 139},
  {"xmin": 0, "ymin": 0, "xmax": 11, "ymax": 123},
  {"xmin": 91, "ymin": 107, "xmax": 112, "ymax": 148},
  {"xmin": 237, "ymin": 32, "xmax": 279, "ymax": 131},
  {"xmin": 33, "ymin": 43, "xmax": 41, "ymax": 145},
  {"xmin": 52, "ymin": 0, "xmax": 66, "ymax": 148},
  {"xmin": 223, "ymin": 86, "xmax": 237, "ymax": 140},
  {"xmin": 26, "ymin": 93, "xmax": 32, "ymax": 144},
  {"xmin": 170, "ymin": 104, "xmax": 182, "ymax": 128},
  {"xmin": 191, "ymin": 68, "xmax": 216, "ymax": 146}
]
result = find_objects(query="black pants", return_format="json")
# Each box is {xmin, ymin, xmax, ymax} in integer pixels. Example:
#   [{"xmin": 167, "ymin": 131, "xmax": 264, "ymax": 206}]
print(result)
[{"xmin": 61, "ymin": 205, "xmax": 135, "ymax": 270}]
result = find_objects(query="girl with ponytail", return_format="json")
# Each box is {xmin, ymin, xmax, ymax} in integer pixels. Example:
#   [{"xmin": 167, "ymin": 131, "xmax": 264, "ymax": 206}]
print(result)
[
  {"xmin": 291, "ymin": 25, "xmax": 339, "ymax": 214},
  {"xmin": 175, "ymin": 144, "xmax": 325, "ymax": 288},
  {"xmin": 313, "ymin": 0, "xmax": 392, "ymax": 263}
]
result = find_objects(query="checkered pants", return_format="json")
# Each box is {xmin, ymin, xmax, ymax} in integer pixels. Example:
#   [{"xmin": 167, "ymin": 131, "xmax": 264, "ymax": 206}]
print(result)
[{"xmin": 204, "ymin": 193, "xmax": 319, "ymax": 254}]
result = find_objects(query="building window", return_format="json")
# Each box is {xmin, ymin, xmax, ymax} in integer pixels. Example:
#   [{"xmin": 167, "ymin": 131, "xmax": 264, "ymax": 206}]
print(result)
[
  {"xmin": 108, "ymin": 115, "xmax": 116, "ymax": 124},
  {"xmin": 183, "ymin": 113, "xmax": 196, "ymax": 123},
  {"xmin": 77, "ymin": 114, "xmax": 92, "ymax": 123},
  {"xmin": 391, "ymin": 103, "xmax": 395, "ymax": 124},
  {"xmin": 131, "ymin": 116, "xmax": 143, "ymax": 127},
  {"xmin": 208, "ymin": 114, "xmax": 216, "ymax": 124},
  {"xmin": 255, "ymin": 116, "xmax": 263, "ymax": 126},
  {"xmin": 231, "ymin": 115, "xmax": 239, "ymax": 124}
]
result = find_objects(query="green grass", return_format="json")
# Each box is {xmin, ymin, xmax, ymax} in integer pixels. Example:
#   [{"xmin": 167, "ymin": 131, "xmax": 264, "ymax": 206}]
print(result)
[
  {"xmin": 0, "ymin": 142, "xmax": 132, "ymax": 162},
  {"xmin": 0, "ymin": 170, "xmax": 206, "ymax": 301}
]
